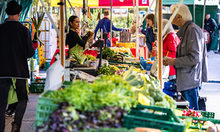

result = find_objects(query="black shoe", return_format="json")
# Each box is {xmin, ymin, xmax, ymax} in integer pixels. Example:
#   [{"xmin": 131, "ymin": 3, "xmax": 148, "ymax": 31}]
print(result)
[
  {"xmin": 5, "ymin": 110, "xmax": 15, "ymax": 117},
  {"xmin": 11, "ymin": 122, "xmax": 20, "ymax": 132},
  {"xmin": 215, "ymin": 51, "xmax": 220, "ymax": 54}
]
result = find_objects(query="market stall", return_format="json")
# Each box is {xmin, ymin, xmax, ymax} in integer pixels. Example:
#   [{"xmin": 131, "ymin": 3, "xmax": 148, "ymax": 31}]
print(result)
[{"xmin": 3, "ymin": 0, "xmax": 219, "ymax": 131}]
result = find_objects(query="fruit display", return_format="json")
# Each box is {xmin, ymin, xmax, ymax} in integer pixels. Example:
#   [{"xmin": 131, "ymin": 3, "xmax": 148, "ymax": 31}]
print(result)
[{"xmin": 111, "ymin": 47, "xmax": 133, "ymax": 57}]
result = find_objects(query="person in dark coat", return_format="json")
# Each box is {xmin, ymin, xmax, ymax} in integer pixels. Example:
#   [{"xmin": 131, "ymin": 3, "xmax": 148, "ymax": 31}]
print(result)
[
  {"xmin": 0, "ymin": 1, "xmax": 35, "ymax": 132},
  {"xmin": 94, "ymin": 10, "xmax": 125, "ymax": 47},
  {"xmin": 66, "ymin": 15, "xmax": 91, "ymax": 56},
  {"xmin": 204, "ymin": 13, "xmax": 217, "ymax": 51},
  {"xmin": 141, "ymin": 14, "xmax": 155, "ymax": 54}
]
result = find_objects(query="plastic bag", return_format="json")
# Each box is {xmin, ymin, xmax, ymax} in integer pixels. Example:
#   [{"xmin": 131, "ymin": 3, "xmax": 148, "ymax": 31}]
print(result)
[
  {"xmin": 162, "ymin": 65, "xmax": 169, "ymax": 79},
  {"xmin": 44, "ymin": 55, "xmax": 65, "ymax": 91},
  {"xmin": 8, "ymin": 78, "xmax": 18, "ymax": 105},
  {"xmin": 150, "ymin": 59, "xmax": 158, "ymax": 77}
]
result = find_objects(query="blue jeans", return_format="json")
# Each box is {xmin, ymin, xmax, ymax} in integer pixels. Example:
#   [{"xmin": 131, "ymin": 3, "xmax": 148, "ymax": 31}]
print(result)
[{"xmin": 181, "ymin": 87, "xmax": 199, "ymax": 110}]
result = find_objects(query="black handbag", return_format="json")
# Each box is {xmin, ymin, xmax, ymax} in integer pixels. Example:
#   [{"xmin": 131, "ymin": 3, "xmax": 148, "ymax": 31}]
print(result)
[{"xmin": 198, "ymin": 96, "xmax": 207, "ymax": 111}]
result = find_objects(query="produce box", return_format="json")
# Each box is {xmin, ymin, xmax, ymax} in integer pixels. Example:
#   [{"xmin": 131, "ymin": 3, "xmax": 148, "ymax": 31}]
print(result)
[
  {"xmin": 179, "ymin": 116, "xmax": 220, "ymax": 130},
  {"xmin": 123, "ymin": 105, "xmax": 185, "ymax": 132},
  {"xmin": 35, "ymin": 90, "xmax": 61, "ymax": 128},
  {"xmin": 176, "ymin": 108, "xmax": 215, "ymax": 119},
  {"xmin": 30, "ymin": 79, "xmax": 46, "ymax": 93},
  {"xmin": 62, "ymin": 81, "xmax": 73, "ymax": 88}
]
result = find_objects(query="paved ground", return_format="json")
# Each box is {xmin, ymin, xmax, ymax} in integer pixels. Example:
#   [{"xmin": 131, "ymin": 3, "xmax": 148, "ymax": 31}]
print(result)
[
  {"xmin": 5, "ymin": 51, "xmax": 220, "ymax": 132},
  {"xmin": 200, "ymin": 51, "xmax": 220, "ymax": 119}
]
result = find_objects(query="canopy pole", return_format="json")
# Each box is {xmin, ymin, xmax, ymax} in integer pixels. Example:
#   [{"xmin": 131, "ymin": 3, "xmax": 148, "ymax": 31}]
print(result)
[
  {"xmin": 64, "ymin": 0, "xmax": 68, "ymax": 32},
  {"xmin": 110, "ymin": 0, "xmax": 113, "ymax": 46},
  {"xmin": 193, "ymin": 3, "xmax": 196, "ymax": 23},
  {"xmin": 135, "ymin": 0, "xmax": 139, "ymax": 58},
  {"xmin": 67, "ymin": 0, "xmax": 76, "ymax": 15},
  {"xmin": 202, "ymin": 0, "xmax": 207, "ymax": 30},
  {"xmin": 158, "ymin": 0, "xmax": 163, "ymax": 87},
  {"xmin": 60, "ymin": 0, "xmax": 65, "ymax": 69}
]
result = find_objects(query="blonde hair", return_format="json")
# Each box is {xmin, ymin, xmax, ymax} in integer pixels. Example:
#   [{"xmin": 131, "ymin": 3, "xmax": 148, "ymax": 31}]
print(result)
[
  {"xmin": 163, "ymin": 19, "xmax": 174, "ymax": 36},
  {"xmin": 170, "ymin": 4, "xmax": 192, "ymax": 22}
]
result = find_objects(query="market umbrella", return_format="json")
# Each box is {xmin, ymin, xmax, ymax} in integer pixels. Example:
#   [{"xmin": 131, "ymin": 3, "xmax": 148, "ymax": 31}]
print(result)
[{"xmin": 50, "ymin": 0, "xmax": 149, "ymax": 7}]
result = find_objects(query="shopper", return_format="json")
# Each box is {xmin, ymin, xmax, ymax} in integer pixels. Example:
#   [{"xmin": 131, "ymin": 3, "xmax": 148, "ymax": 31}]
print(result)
[
  {"xmin": 0, "ymin": 1, "xmax": 35, "ymax": 132},
  {"xmin": 162, "ymin": 19, "xmax": 180, "ymax": 80},
  {"xmin": 204, "ymin": 13, "xmax": 217, "ymax": 51},
  {"xmin": 141, "ymin": 14, "xmax": 155, "ymax": 54},
  {"xmin": 164, "ymin": 4, "xmax": 208, "ymax": 110},
  {"xmin": 94, "ymin": 10, "xmax": 125, "ymax": 47},
  {"xmin": 215, "ymin": 25, "xmax": 220, "ymax": 54},
  {"xmin": 66, "ymin": 15, "xmax": 92, "ymax": 52}
]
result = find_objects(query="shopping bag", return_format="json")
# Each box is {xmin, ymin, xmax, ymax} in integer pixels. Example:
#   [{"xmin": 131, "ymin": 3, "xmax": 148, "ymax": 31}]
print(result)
[
  {"xmin": 44, "ymin": 55, "xmax": 65, "ymax": 91},
  {"xmin": 198, "ymin": 96, "xmax": 206, "ymax": 111},
  {"xmin": 162, "ymin": 65, "xmax": 169, "ymax": 79},
  {"xmin": 8, "ymin": 78, "xmax": 18, "ymax": 105}
]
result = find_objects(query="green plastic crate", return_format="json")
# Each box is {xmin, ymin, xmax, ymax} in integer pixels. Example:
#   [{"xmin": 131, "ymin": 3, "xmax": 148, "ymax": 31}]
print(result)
[
  {"xmin": 179, "ymin": 116, "xmax": 220, "ymax": 130},
  {"xmin": 201, "ymin": 111, "xmax": 215, "ymax": 119},
  {"xmin": 62, "ymin": 81, "xmax": 72, "ymax": 88},
  {"xmin": 35, "ymin": 90, "xmax": 60, "ymax": 128},
  {"xmin": 30, "ymin": 83, "xmax": 44, "ymax": 93},
  {"xmin": 123, "ymin": 105, "xmax": 185, "ymax": 132},
  {"xmin": 177, "ymin": 108, "xmax": 215, "ymax": 119},
  {"xmin": 30, "ymin": 79, "xmax": 46, "ymax": 93}
]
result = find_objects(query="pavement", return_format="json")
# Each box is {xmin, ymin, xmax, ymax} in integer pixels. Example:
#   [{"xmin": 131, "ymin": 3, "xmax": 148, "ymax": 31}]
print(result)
[
  {"xmin": 4, "ymin": 51, "xmax": 220, "ymax": 132},
  {"xmin": 200, "ymin": 51, "xmax": 220, "ymax": 119}
]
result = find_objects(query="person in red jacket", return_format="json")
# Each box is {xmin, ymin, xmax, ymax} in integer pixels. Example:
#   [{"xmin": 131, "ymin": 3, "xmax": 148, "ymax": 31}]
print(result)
[
  {"xmin": 153, "ymin": 19, "xmax": 180, "ymax": 80},
  {"xmin": 162, "ymin": 19, "xmax": 180, "ymax": 80}
]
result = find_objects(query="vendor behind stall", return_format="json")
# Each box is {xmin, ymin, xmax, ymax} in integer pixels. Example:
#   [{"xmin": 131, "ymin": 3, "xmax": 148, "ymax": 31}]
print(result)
[
  {"xmin": 66, "ymin": 15, "xmax": 92, "ymax": 52},
  {"xmin": 141, "ymin": 14, "xmax": 155, "ymax": 55},
  {"xmin": 94, "ymin": 10, "xmax": 126, "ymax": 47}
]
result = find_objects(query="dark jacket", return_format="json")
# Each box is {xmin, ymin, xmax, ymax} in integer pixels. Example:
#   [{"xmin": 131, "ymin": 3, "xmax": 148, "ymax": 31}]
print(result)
[
  {"xmin": 175, "ymin": 21, "xmax": 208, "ymax": 92},
  {"xmin": 204, "ymin": 18, "xmax": 217, "ymax": 34},
  {"xmin": 0, "ymin": 21, "xmax": 34, "ymax": 78},
  {"xmin": 66, "ymin": 30, "xmax": 89, "ymax": 50},
  {"xmin": 94, "ymin": 17, "xmax": 123, "ymax": 39},
  {"xmin": 141, "ymin": 27, "xmax": 155, "ymax": 52}
]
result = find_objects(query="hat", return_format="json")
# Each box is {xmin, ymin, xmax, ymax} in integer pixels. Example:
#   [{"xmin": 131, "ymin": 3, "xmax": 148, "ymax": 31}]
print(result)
[{"xmin": 5, "ymin": 1, "xmax": 22, "ymax": 15}]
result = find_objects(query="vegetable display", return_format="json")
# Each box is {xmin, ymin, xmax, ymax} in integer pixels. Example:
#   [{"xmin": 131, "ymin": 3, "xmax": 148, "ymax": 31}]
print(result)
[
  {"xmin": 37, "ymin": 103, "xmax": 128, "ymax": 131},
  {"xmin": 97, "ymin": 64, "xmax": 116, "ymax": 75},
  {"xmin": 69, "ymin": 44, "xmax": 87, "ymax": 64},
  {"xmin": 122, "ymin": 67, "xmax": 176, "ymax": 109},
  {"xmin": 102, "ymin": 47, "xmax": 115, "ymax": 59},
  {"xmin": 45, "ymin": 75, "xmax": 137, "ymax": 112}
]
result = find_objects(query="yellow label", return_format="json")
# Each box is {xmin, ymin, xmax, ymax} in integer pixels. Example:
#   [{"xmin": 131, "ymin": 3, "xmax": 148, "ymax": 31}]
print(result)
[{"xmin": 138, "ymin": 93, "xmax": 150, "ymax": 106}]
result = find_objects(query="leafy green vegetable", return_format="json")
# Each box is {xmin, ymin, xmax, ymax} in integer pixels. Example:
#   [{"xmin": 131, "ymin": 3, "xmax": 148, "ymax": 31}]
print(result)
[
  {"xmin": 69, "ymin": 44, "xmax": 87, "ymax": 64},
  {"xmin": 31, "ymin": 12, "xmax": 45, "ymax": 45},
  {"xmin": 86, "ymin": 55, "xmax": 96, "ymax": 61},
  {"xmin": 46, "ymin": 75, "xmax": 137, "ymax": 112},
  {"xmin": 97, "ymin": 64, "xmax": 116, "ymax": 75},
  {"xmin": 102, "ymin": 47, "xmax": 115, "ymax": 59},
  {"xmin": 83, "ymin": 128, "xmax": 137, "ymax": 132}
]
